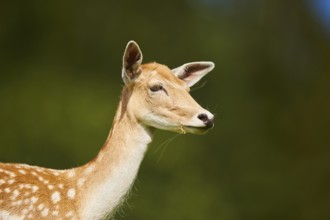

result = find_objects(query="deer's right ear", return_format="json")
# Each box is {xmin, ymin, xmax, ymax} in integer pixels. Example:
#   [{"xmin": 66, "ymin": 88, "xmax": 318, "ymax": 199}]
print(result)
[
  {"xmin": 171, "ymin": 62, "xmax": 215, "ymax": 87},
  {"xmin": 122, "ymin": 41, "xmax": 143, "ymax": 84}
]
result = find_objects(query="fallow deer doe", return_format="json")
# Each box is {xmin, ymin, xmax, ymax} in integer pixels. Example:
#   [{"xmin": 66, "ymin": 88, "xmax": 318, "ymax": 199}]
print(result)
[{"xmin": 0, "ymin": 41, "xmax": 215, "ymax": 220}]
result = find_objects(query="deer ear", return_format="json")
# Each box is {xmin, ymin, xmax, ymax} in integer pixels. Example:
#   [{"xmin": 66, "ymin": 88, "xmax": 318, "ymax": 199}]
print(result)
[
  {"xmin": 171, "ymin": 62, "xmax": 215, "ymax": 87},
  {"xmin": 122, "ymin": 41, "xmax": 143, "ymax": 84}
]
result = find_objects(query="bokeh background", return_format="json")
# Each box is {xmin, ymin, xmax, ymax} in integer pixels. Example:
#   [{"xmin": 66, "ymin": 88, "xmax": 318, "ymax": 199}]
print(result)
[{"xmin": 1, "ymin": 0, "xmax": 330, "ymax": 219}]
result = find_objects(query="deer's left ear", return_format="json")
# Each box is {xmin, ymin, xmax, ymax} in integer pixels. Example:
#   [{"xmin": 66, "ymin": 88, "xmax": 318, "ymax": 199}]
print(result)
[
  {"xmin": 122, "ymin": 41, "xmax": 143, "ymax": 84},
  {"xmin": 171, "ymin": 62, "xmax": 215, "ymax": 87}
]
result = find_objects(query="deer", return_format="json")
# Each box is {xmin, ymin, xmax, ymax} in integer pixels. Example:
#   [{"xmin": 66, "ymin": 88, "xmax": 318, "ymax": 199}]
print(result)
[{"xmin": 0, "ymin": 41, "xmax": 215, "ymax": 220}]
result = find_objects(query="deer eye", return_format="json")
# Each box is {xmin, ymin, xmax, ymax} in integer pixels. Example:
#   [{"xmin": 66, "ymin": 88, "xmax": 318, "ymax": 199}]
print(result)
[{"xmin": 150, "ymin": 84, "xmax": 163, "ymax": 92}]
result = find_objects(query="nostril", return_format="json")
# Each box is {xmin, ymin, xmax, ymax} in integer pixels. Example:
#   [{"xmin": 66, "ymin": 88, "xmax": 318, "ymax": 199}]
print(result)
[
  {"xmin": 205, "ymin": 118, "xmax": 214, "ymax": 128},
  {"xmin": 197, "ymin": 113, "xmax": 209, "ymax": 122}
]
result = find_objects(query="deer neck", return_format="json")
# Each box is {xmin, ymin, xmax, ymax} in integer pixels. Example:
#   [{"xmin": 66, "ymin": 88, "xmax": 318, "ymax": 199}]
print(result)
[{"xmin": 77, "ymin": 89, "xmax": 153, "ymax": 220}]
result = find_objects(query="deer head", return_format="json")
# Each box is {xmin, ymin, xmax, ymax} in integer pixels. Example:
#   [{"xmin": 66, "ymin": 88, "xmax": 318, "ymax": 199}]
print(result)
[{"xmin": 121, "ymin": 41, "xmax": 214, "ymax": 134}]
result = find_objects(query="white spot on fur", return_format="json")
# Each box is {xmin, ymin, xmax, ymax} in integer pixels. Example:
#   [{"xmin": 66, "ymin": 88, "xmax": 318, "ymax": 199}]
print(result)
[
  {"xmin": 13, "ymin": 200, "xmax": 23, "ymax": 206},
  {"xmin": 13, "ymin": 189, "xmax": 19, "ymax": 195},
  {"xmin": 41, "ymin": 208, "xmax": 49, "ymax": 217},
  {"xmin": 67, "ymin": 188, "xmax": 75, "ymax": 199},
  {"xmin": 9, "ymin": 172, "xmax": 16, "ymax": 178},
  {"xmin": 28, "ymin": 205, "xmax": 33, "ymax": 211},
  {"xmin": 21, "ymin": 209, "xmax": 28, "ymax": 215},
  {"xmin": 11, "ymin": 189, "xmax": 20, "ymax": 199},
  {"xmin": 36, "ymin": 168, "xmax": 44, "ymax": 173},
  {"xmin": 18, "ymin": 170, "xmax": 26, "ymax": 175},
  {"xmin": 51, "ymin": 191, "xmax": 61, "ymax": 203},
  {"xmin": 77, "ymin": 178, "xmax": 85, "ymax": 187},
  {"xmin": 84, "ymin": 166, "xmax": 94, "ymax": 175},
  {"xmin": 67, "ymin": 170, "xmax": 75, "ymax": 178},
  {"xmin": 65, "ymin": 211, "xmax": 74, "ymax": 217},
  {"xmin": 24, "ymin": 184, "xmax": 32, "ymax": 189},
  {"xmin": 31, "ymin": 196, "xmax": 38, "ymax": 204},
  {"xmin": 32, "ymin": 185, "xmax": 39, "ymax": 192},
  {"xmin": 37, "ymin": 203, "xmax": 45, "ymax": 210}
]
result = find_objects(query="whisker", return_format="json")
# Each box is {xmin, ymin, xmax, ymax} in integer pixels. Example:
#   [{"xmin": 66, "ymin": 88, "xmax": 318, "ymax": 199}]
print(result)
[{"xmin": 154, "ymin": 134, "xmax": 180, "ymax": 163}]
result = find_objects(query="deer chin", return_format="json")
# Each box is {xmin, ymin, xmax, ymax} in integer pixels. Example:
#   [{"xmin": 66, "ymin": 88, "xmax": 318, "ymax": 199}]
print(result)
[
  {"xmin": 153, "ymin": 120, "xmax": 214, "ymax": 135},
  {"xmin": 179, "ymin": 117, "xmax": 214, "ymax": 135},
  {"xmin": 182, "ymin": 125, "xmax": 213, "ymax": 135},
  {"xmin": 144, "ymin": 123, "xmax": 211, "ymax": 135}
]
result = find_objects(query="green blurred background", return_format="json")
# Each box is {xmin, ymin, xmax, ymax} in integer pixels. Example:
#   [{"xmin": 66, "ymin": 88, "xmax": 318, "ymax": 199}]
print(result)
[{"xmin": 1, "ymin": 0, "xmax": 330, "ymax": 219}]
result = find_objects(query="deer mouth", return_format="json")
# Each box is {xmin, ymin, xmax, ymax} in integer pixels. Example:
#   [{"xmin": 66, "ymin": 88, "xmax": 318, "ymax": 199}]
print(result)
[
  {"xmin": 181, "ymin": 116, "xmax": 214, "ymax": 134},
  {"xmin": 182, "ymin": 124, "xmax": 214, "ymax": 135}
]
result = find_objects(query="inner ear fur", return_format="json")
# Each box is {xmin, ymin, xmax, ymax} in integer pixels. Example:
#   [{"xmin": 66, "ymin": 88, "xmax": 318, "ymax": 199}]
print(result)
[
  {"xmin": 171, "ymin": 61, "xmax": 215, "ymax": 87},
  {"xmin": 122, "ymin": 41, "xmax": 143, "ymax": 83}
]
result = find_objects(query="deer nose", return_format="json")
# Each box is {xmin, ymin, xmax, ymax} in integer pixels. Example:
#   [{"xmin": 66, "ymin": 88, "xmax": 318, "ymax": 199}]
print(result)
[{"xmin": 197, "ymin": 113, "xmax": 214, "ymax": 128}]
